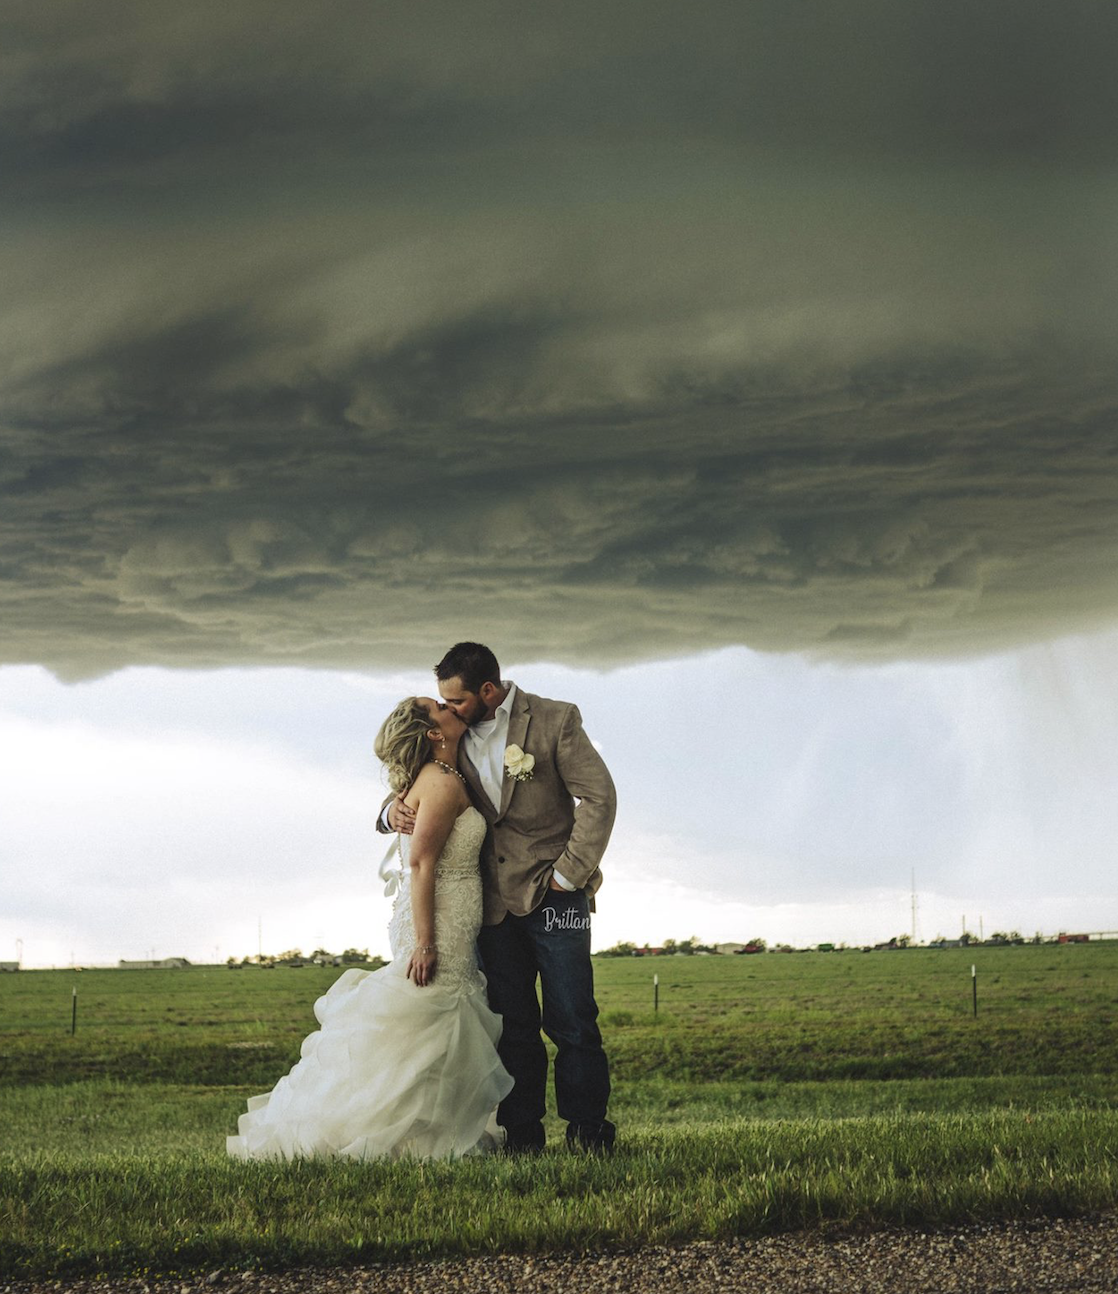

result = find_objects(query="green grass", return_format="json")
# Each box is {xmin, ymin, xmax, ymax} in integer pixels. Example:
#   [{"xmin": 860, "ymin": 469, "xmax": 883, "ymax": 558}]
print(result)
[
  {"xmin": 4, "ymin": 943, "xmax": 1115, "ymax": 1086},
  {"xmin": 3, "ymin": 1112, "xmax": 1116, "ymax": 1279},
  {"xmin": 1, "ymin": 942, "xmax": 1116, "ymax": 1278}
]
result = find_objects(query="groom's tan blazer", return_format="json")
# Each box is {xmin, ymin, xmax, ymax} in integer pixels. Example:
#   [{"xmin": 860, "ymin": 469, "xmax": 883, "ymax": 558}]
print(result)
[{"xmin": 460, "ymin": 688, "xmax": 616, "ymax": 925}]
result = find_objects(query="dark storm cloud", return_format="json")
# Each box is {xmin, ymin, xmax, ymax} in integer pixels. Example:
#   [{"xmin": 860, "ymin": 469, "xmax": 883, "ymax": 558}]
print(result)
[{"xmin": 3, "ymin": 1, "xmax": 1118, "ymax": 677}]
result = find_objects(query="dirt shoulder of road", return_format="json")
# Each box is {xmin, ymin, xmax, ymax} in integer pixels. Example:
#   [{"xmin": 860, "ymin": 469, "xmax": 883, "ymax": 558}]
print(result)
[{"xmin": 5, "ymin": 1215, "xmax": 1117, "ymax": 1294}]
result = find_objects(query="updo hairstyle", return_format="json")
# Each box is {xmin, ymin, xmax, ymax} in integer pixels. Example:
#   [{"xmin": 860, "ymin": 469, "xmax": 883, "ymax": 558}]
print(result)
[{"xmin": 374, "ymin": 697, "xmax": 436, "ymax": 793}]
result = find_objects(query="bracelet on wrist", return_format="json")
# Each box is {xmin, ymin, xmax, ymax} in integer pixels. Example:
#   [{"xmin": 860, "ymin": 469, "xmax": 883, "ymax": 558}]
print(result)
[{"xmin": 414, "ymin": 944, "xmax": 437, "ymax": 955}]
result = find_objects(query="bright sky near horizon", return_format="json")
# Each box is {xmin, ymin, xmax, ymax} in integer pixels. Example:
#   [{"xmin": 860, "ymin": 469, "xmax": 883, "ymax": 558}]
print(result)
[
  {"xmin": 4, "ymin": 5, "xmax": 1118, "ymax": 969},
  {"xmin": 4, "ymin": 628, "xmax": 1116, "ymax": 968}
]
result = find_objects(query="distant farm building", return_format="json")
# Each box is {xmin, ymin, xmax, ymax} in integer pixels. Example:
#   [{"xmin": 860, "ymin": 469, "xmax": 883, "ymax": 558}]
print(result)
[
  {"xmin": 118, "ymin": 957, "xmax": 191, "ymax": 969},
  {"xmin": 715, "ymin": 942, "xmax": 747, "ymax": 955},
  {"xmin": 0, "ymin": 962, "xmax": 19, "ymax": 973}
]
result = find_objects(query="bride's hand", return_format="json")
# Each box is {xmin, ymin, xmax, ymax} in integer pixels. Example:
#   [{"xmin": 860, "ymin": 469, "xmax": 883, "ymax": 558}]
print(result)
[{"xmin": 406, "ymin": 947, "xmax": 437, "ymax": 987}]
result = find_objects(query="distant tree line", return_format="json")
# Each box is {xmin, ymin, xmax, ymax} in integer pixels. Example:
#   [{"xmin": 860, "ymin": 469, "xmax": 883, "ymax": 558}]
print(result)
[
  {"xmin": 595, "ymin": 930, "xmax": 1046, "ymax": 957},
  {"xmin": 226, "ymin": 947, "xmax": 386, "ymax": 969},
  {"xmin": 596, "ymin": 936, "xmax": 745, "ymax": 957}
]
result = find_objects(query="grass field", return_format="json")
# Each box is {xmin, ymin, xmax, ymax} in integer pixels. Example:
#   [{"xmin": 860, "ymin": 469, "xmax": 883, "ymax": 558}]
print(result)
[{"xmin": 1, "ymin": 943, "xmax": 1116, "ymax": 1278}]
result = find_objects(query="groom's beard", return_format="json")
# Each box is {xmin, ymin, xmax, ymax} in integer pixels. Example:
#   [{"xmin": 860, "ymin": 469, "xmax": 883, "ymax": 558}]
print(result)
[
  {"xmin": 456, "ymin": 701, "xmax": 486, "ymax": 727},
  {"xmin": 462, "ymin": 696, "xmax": 496, "ymax": 726}
]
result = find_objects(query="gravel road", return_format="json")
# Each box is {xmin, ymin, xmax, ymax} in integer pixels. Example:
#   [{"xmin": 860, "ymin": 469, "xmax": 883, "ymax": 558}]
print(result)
[{"xmin": 5, "ymin": 1215, "xmax": 1116, "ymax": 1294}]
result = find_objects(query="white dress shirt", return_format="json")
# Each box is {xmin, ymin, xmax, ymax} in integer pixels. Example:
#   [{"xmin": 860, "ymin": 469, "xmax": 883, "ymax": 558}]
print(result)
[{"xmin": 462, "ymin": 681, "xmax": 517, "ymax": 812}]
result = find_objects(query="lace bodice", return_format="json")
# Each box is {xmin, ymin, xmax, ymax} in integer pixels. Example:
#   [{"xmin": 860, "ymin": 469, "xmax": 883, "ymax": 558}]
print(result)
[{"xmin": 388, "ymin": 806, "xmax": 488, "ymax": 993}]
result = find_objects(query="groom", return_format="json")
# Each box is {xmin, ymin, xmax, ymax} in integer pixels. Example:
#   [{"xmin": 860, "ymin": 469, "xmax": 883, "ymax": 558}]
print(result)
[{"xmin": 384, "ymin": 642, "xmax": 617, "ymax": 1154}]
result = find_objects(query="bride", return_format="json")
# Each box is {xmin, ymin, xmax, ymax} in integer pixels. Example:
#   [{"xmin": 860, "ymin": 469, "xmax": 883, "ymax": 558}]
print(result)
[{"xmin": 226, "ymin": 696, "xmax": 513, "ymax": 1160}]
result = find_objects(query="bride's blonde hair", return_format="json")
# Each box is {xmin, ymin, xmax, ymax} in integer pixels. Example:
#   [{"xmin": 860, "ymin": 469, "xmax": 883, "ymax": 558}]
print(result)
[{"xmin": 374, "ymin": 697, "xmax": 436, "ymax": 793}]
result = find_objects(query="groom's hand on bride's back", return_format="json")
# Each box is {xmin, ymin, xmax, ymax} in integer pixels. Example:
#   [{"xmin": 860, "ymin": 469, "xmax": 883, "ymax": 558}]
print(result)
[{"xmin": 388, "ymin": 795, "xmax": 417, "ymax": 834}]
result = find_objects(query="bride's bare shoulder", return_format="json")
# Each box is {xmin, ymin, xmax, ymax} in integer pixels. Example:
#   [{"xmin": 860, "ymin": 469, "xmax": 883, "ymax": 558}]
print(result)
[{"xmin": 410, "ymin": 761, "xmax": 466, "ymax": 802}]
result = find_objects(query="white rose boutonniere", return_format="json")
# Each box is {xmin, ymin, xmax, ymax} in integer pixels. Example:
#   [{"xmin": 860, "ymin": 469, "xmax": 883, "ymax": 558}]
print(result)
[{"xmin": 504, "ymin": 744, "xmax": 535, "ymax": 782}]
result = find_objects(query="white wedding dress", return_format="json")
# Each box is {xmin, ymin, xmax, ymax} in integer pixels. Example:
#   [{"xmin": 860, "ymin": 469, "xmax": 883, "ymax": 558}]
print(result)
[{"xmin": 227, "ymin": 807, "xmax": 513, "ymax": 1161}]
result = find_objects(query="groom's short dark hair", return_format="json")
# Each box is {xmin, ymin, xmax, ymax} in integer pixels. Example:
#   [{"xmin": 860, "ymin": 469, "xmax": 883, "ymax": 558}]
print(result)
[{"xmin": 435, "ymin": 642, "xmax": 501, "ymax": 694}]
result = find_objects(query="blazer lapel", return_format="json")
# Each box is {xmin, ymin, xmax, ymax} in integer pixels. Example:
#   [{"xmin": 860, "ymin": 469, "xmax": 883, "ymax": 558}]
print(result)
[
  {"xmin": 458, "ymin": 745, "xmax": 498, "ymax": 822},
  {"xmin": 496, "ymin": 688, "xmax": 532, "ymax": 822}
]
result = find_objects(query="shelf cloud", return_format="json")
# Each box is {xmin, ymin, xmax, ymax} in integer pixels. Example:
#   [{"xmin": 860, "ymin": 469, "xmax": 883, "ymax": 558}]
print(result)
[{"xmin": 4, "ymin": 0, "xmax": 1118, "ymax": 678}]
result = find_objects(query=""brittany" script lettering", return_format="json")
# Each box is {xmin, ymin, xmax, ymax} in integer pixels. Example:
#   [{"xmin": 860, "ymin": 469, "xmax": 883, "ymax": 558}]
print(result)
[{"xmin": 544, "ymin": 907, "xmax": 591, "ymax": 933}]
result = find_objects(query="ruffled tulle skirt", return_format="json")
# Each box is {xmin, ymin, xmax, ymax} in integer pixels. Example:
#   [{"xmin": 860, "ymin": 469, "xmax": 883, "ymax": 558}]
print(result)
[{"xmin": 226, "ymin": 962, "xmax": 513, "ymax": 1161}]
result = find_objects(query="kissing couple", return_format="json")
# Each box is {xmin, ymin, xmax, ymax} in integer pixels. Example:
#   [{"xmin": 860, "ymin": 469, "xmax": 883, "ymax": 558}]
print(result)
[{"xmin": 228, "ymin": 641, "xmax": 618, "ymax": 1160}]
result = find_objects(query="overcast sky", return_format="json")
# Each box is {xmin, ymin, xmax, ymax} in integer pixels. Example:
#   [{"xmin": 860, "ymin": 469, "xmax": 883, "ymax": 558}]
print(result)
[{"xmin": 3, "ymin": 4, "xmax": 1118, "ymax": 963}]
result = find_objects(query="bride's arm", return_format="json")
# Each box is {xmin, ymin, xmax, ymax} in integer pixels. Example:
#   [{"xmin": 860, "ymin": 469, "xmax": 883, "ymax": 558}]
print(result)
[{"xmin": 403, "ymin": 772, "xmax": 463, "ymax": 987}]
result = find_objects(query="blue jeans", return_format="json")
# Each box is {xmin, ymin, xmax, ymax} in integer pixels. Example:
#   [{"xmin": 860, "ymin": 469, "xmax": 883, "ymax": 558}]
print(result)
[{"xmin": 477, "ymin": 888, "xmax": 610, "ymax": 1130}]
